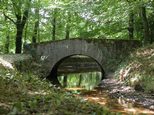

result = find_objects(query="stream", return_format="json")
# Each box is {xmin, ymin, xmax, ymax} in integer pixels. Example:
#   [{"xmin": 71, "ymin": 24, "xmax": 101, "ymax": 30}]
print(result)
[{"xmin": 57, "ymin": 70, "xmax": 154, "ymax": 115}]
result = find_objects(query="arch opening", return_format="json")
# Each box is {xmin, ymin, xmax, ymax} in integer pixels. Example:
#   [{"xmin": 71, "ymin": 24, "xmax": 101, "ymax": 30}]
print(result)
[{"xmin": 46, "ymin": 54, "xmax": 105, "ymax": 87}]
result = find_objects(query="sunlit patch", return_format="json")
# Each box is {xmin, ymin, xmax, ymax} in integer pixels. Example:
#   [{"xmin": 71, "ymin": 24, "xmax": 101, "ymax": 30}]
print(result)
[
  {"xmin": 0, "ymin": 58, "xmax": 14, "ymax": 70},
  {"xmin": 124, "ymin": 108, "xmax": 136, "ymax": 113},
  {"xmin": 130, "ymin": 74, "xmax": 141, "ymax": 84},
  {"xmin": 136, "ymin": 49, "xmax": 154, "ymax": 56},
  {"xmin": 92, "ymin": 97, "xmax": 99, "ymax": 100},
  {"xmin": 66, "ymin": 88, "xmax": 86, "ymax": 91},
  {"xmin": 97, "ymin": 102, "xmax": 106, "ymax": 105},
  {"xmin": 27, "ymin": 90, "xmax": 46, "ymax": 95},
  {"xmin": 148, "ymin": 52, "xmax": 154, "ymax": 59}
]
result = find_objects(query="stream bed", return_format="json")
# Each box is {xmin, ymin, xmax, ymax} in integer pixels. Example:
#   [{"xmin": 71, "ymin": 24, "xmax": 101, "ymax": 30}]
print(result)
[{"xmin": 57, "ymin": 71, "xmax": 154, "ymax": 115}]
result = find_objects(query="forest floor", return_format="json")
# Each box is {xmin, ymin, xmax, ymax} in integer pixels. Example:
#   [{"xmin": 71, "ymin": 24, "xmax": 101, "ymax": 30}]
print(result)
[
  {"xmin": 0, "ymin": 43, "xmax": 154, "ymax": 114},
  {"xmin": 0, "ymin": 54, "xmax": 118, "ymax": 115}
]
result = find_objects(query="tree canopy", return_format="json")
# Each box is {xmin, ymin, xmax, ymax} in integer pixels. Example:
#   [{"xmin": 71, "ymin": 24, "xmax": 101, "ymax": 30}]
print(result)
[{"xmin": 0, "ymin": 0, "xmax": 154, "ymax": 53}]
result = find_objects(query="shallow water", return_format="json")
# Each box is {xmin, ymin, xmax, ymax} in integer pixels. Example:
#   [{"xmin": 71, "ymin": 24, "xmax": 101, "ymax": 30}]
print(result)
[{"xmin": 58, "ymin": 71, "xmax": 154, "ymax": 115}]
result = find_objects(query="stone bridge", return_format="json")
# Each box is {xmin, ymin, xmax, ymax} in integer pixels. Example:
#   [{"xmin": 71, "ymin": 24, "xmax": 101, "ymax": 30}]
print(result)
[{"xmin": 24, "ymin": 38, "xmax": 141, "ymax": 84}]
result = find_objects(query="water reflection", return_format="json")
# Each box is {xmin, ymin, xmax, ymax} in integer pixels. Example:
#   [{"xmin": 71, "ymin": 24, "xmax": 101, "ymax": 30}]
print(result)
[
  {"xmin": 57, "ymin": 57, "xmax": 154, "ymax": 115},
  {"xmin": 57, "ymin": 71, "xmax": 154, "ymax": 115},
  {"xmin": 58, "ymin": 72, "xmax": 102, "ymax": 90},
  {"xmin": 73, "ymin": 86, "xmax": 154, "ymax": 115}
]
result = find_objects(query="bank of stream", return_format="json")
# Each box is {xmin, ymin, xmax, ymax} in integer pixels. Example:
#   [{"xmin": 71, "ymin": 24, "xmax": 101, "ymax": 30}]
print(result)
[
  {"xmin": 57, "ymin": 55, "xmax": 154, "ymax": 114},
  {"xmin": 57, "ymin": 69, "xmax": 154, "ymax": 115}
]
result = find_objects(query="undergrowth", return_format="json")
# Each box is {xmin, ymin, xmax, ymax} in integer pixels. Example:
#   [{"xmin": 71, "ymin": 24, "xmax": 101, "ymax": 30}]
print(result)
[
  {"xmin": 115, "ymin": 43, "xmax": 154, "ymax": 93},
  {"xmin": 0, "ymin": 63, "xmax": 120, "ymax": 115}
]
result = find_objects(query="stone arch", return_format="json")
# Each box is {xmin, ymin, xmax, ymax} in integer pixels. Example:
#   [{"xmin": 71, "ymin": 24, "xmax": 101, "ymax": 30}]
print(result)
[{"xmin": 46, "ymin": 54, "xmax": 105, "ymax": 85}]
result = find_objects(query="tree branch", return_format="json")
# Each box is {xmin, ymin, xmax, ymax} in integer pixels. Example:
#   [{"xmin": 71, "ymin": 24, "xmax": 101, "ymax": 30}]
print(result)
[
  {"xmin": 21, "ymin": 0, "xmax": 31, "ymax": 27},
  {"xmin": 3, "ymin": 12, "xmax": 16, "ymax": 24}
]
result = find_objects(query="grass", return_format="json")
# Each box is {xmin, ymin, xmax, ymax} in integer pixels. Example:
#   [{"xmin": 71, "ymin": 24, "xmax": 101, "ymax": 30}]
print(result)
[{"xmin": 115, "ymin": 43, "xmax": 154, "ymax": 93}]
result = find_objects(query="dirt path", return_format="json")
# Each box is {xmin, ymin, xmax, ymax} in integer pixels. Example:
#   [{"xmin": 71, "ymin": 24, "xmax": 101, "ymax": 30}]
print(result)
[{"xmin": 99, "ymin": 77, "xmax": 154, "ymax": 111}]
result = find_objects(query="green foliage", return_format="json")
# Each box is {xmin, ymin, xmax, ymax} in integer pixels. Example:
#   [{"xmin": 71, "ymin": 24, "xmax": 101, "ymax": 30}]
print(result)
[
  {"xmin": 102, "ymin": 109, "xmax": 109, "ymax": 114},
  {"xmin": 1, "ymin": 0, "xmax": 154, "ymax": 53},
  {"xmin": 58, "ymin": 72, "xmax": 102, "ymax": 90},
  {"xmin": 115, "ymin": 43, "xmax": 154, "ymax": 93}
]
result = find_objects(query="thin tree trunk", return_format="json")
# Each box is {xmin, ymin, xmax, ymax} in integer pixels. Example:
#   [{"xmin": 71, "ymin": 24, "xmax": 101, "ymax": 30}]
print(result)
[
  {"xmin": 78, "ymin": 74, "xmax": 82, "ymax": 87},
  {"xmin": 32, "ymin": 21, "xmax": 38, "ymax": 43},
  {"xmin": 52, "ymin": 9, "xmax": 56, "ymax": 41},
  {"xmin": 24, "ymin": 18, "xmax": 28, "ymax": 44},
  {"xmin": 65, "ymin": 28, "xmax": 70, "ymax": 39},
  {"xmin": 126, "ymin": 0, "xmax": 134, "ymax": 40},
  {"xmin": 149, "ymin": 10, "xmax": 154, "ymax": 44},
  {"xmin": 128, "ymin": 10, "xmax": 134, "ymax": 40},
  {"xmin": 4, "ymin": 12, "xmax": 10, "ymax": 54},
  {"xmin": 32, "ymin": 8, "xmax": 39, "ymax": 43},
  {"xmin": 63, "ymin": 75, "xmax": 67, "ymax": 87},
  {"xmin": 38, "ymin": 0, "xmax": 40, "ymax": 43},
  {"xmin": 65, "ymin": 14, "xmax": 71, "ymax": 39},
  {"xmin": 141, "ymin": 7, "xmax": 150, "ymax": 45},
  {"xmin": 5, "ymin": 31, "xmax": 10, "ymax": 53},
  {"xmin": 150, "ymin": 23, "xmax": 154, "ymax": 44},
  {"xmin": 52, "ymin": 17, "xmax": 56, "ymax": 40}
]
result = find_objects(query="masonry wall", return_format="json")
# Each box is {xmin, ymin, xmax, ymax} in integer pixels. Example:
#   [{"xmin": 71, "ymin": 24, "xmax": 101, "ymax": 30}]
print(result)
[{"xmin": 24, "ymin": 38, "xmax": 141, "ymax": 75}]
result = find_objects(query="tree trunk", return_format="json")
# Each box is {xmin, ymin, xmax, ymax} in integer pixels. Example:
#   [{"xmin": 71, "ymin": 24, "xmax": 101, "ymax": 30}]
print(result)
[
  {"xmin": 128, "ymin": 10, "xmax": 134, "ymax": 40},
  {"xmin": 24, "ymin": 19, "xmax": 28, "ymax": 44},
  {"xmin": 150, "ymin": 22, "xmax": 154, "ymax": 44},
  {"xmin": 149, "ymin": 10, "xmax": 154, "ymax": 44},
  {"xmin": 52, "ymin": 17, "xmax": 56, "ymax": 41},
  {"xmin": 4, "ymin": 0, "xmax": 31, "ymax": 53},
  {"xmin": 63, "ymin": 75, "xmax": 67, "ymax": 87},
  {"xmin": 32, "ymin": 8, "xmax": 39, "ymax": 43},
  {"xmin": 65, "ymin": 29, "xmax": 70, "ymax": 39},
  {"xmin": 16, "ymin": 0, "xmax": 31, "ymax": 53},
  {"xmin": 32, "ymin": 21, "xmax": 38, "ymax": 43},
  {"xmin": 38, "ymin": 0, "xmax": 40, "ymax": 43},
  {"xmin": 141, "ymin": 7, "xmax": 150, "ymax": 45},
  {"xmin": 5, "ymin": 31, "xmax": 10, "ymax": 53},
  {"xmin": 4, "ymin": 13, "xmax": 10, "ymax": 54},
  {"xmin": 52, "ymin": 9, "xmax": 56, "ymax": 41},
  {"xmin": 15, "ymin": 23, "xmax": 24, "ymax": 53},
  {"xmin": 65, "ymin": 14, "xmax": 71, "ymax": 39},
  {"xmin": 32, "ymin": 20, "xmax": 39, "ymax": 43},
  {"xmin": 78, "ymin": 74, "xmax": 82, "ymax": 87}
]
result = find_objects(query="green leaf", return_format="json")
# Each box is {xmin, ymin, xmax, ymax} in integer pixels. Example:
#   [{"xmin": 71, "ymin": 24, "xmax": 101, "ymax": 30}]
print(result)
[
  {"xmin": 102, "ymin": 109, "xmax": 109, "ymax": 114},
  {"xmin": 28, "ymin": 73, "xmax": 33, "ymax": 77},
  {"xmin": 20, "ymin": 98, "xmax": 26, "ymax": 101},
  {"xmin": 82, "ymin": 106, "xmax": 86, "ymax": 109},
  {"xmin": 35, "ymin": 95, "xmax": 41, "ymax": 99},
  {"xmin": 64, "ymin": 111, "xmax": 69, "ymax": 114},
  {"xmin": 18, "ymin": 105, "xmax": 23, "ymax": 111},
  {"xmin": 28, "ymin": 100, "xmax": 37, "ymax": 107}
]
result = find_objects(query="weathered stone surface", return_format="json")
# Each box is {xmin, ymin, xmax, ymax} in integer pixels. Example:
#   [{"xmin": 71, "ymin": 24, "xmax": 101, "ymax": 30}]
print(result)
[{"xmin": 24, "ymin": 38, "xmax": 141, "ymax": 81}]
